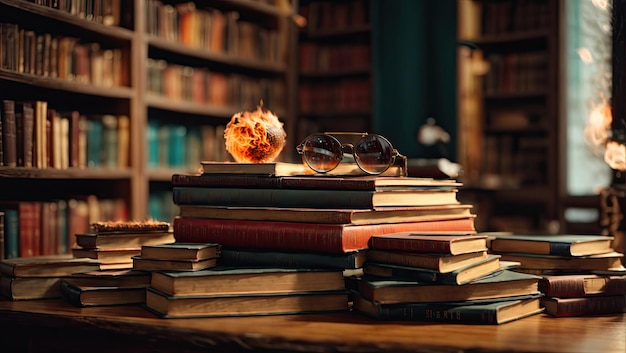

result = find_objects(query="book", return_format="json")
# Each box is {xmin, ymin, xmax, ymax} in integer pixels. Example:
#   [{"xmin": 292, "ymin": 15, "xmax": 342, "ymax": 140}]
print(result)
[
  {"xmin": 173, "ymin": 217, "xmax": 477, "ymax": 254},
  {"xmin": 150, "ymin": 267, "xmax": 347, "ymax": 296},
  {"xmin": 172, "ymin": 186, "xmax": 459, "ymax": 209},
  {"xmin": 538, "ymin": 274, "xmax": 626, "ymax": 298},
  {"xmin": 498, "ymin": 252, "xmax": 625, "ymax": 271},
  {"xmin": 363, "ymin": 254, "xmax": 502, "ymax": 285},
  {"xmin": 368, "ymin": 233, "xmax": 487, "ymax": 255},
  {"xmin": 140, "ymin": 242, "xmax": 220, "ymax": 261},
  {"xmin": 2, "ymin": 99, "xmax": 17, "ymax": 167},
  {"xmin": 199, "ymin": 161, "xmax": 403, "ymax": 177},
  {"xmin": 74, "ymin": 231, "xmax": 175, "ymax": 250},
  {"xmin": 63, "ymin": 269, "xmax": 151, "ymax": 288},
  {"xmin": 541, "ymin": 295, "xmax": 626, "ymax": 317},
  {"xmin": 60, "ymin": 280, "xmax": 146, "ymax": 307},
  {"xmin": 219, "ymin": 248, "xmax": 367, "ymax": 270},
  {"xmin": 172, "ymin": 173, "xmax": 462, "ymax": 190},
  {"xmin": 366, "ymin": 249, "xmax": 488, "ymax": 273},
  {"xmin": 0, "ymin": 276, "xmax": 62, "ymax": 300},
  {"xmin": 0, "ymin": 255, "xmax": 101, "ymax": 277},
  {"xmin": 353, "ymin": 294, "xmax": 544, "ymax": 324},
  {"xmin": 71, "ymin": 248, "xmax": 142, "ymax": 263},
  {"xmin": 131, "ymin": 256, "xmax": 218, "ymax": 272},
  {"xmin": 356, "ymin": 270, "xmax": 541, "ymax": 304},
  {"xmin": 490, "ymin": 234, "xmax": 615, "ymax": 256},
  {"xmin": 177, "ymin": 204, "xmax": 475, "ymax": 225},
  {"xmin": 145, "ymin": 287, "xmax": 350, "ymax": 318}
]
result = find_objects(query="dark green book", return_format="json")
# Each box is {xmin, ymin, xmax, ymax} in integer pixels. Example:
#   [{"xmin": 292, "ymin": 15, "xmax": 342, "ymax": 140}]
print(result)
[
  {"xmin": 357, "ymin": 270, "xmax": 541, "ymax": 304},
  {"xmin": 490, "ymin": 234, "xmax": 614, "ymax": 256},
  {"xmin": 218, "ymin": 248, "xmax": 367, "ymax": 270},
  {"xmin": 363, "ymin": 254, "xmax": 501, "ymax": 285},
  {"xmin": 354, "ymin": 294, "xmax": 544, "ymax": 324},
  {"xmin": 60, "ymin": 280, "xmax": 146, "ymax": 307},
  {"xmin": 150, "ymin": 266, "xmax": 347, "ymax": 296}
]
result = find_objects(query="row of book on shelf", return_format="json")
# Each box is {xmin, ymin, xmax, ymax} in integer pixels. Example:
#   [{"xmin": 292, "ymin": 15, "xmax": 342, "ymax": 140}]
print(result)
[
  {"xmin": 24, "ymin": 0, "xmax": 124, "ymax": 27},
  {"xmin": 1, "ymin": 162, "xmax": 624, "ymax": 322}
]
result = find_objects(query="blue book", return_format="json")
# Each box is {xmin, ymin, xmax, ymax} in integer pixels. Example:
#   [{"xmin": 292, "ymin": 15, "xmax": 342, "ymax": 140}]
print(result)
[
  {"xmin": 3, "ymin": 208, "xmax": 19, "ymax": 259},
  {"xmin": 167, "ymin": 124, "xmax": 186, "ymax": 168},
  {"xmin": 86, "ymin": 119, "xmax": 103, "ymax": 167},
  {"xmin": 147, "ymin": 120, "xmax": 159, "ymax": 168},
  {"xmin": 490, "ymin": 234, "xmax": 614, "ymax": 256}
]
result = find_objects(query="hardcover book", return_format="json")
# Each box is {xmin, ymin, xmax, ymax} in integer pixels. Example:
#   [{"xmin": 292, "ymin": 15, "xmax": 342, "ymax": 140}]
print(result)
[
  {"xmin": 173, "ymin": 217, "xmax": 477, "ymax": 254},
  {"xmin": 199, "ymin": 161, "xmax": 403, "ymax": 177},
  {"xmin": 541, "ymin": 295, "xmax": 626, "ymax": 317},
  {"xmin": 131, "ymin": 256, "xmax": 218, "ymax": 272},
  {"xmin": 140, "ymin": 242, "xmax": 220, "ymax": 261},
  {"xmin": 150, "ymin": 267, "xmax": 347, "ymax": 296},
  {"xmin": 363, "ymin": 254, "xmax": 502, "ymax": 285},
  {"xmin": 538, "ymin": 274, "xmax": 626, "ymax": 298},
  {"xmin": 498, "ymin": 252, "xmax": 625, "ymax": 271},
  {"xmin": 145, "ymin": 287, "xmax": 350, "ymax": 318},
  {"xmin": 490, "ymin": 234, "xmax": 614, "ymax": 256},
  {"xmin": 0, "ymin": 276, "xmax": 62, "ymax": 300},
  {"xmin": 71, "ymin": 248, "xmax": 142, "ymax": 263},
  {"xmin": 366, "ymin": 249, "xmax": 488, "ymax": 273},
  {"xmin": 354, "ymin": 294, "xmax": 544, "ymax": 324},
  {"xmin": 63, "ymin": 269, "xmax": 151, "ymax": 288},
  {"xmin": 219, "ymin": 248, "xmax": 367, "ymax": 270},
  {"xmin": 74, "ymin": 231, "xmax": 175, "ymax": 250},
  {"xmin": 368, "ymin": 233, "xmax": 487, "ymax": 255},
  {"xmin": 60, "ymin": 280, "xmax": 146, "ymax": 307},
  {"xmin": 172, "ymin": 186, "xmax": 459, "ymax": 208},
  {"xmin": 0, "ymin": 255, "xmax": 101, "ymax": 277},
  {"xmin": 356, "ymin": 270, "xmax": 541, "ymax": 304},
  {"xmin": 177, "ymin": 204, "xmax": 475, "ymax": 225}
]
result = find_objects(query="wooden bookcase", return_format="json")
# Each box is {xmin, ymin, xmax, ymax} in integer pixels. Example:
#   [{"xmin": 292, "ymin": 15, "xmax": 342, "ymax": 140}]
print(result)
[
  {"xmin": 295, "ymin": 0, "xmax": 373, "ymax": 144},
  {"xmin": 456, "ymin": 0, "xmax": 561, "ymax": 233},
  {"xmin": 0, "ymin": 0, "xmax": 297, "ymax": 258}
]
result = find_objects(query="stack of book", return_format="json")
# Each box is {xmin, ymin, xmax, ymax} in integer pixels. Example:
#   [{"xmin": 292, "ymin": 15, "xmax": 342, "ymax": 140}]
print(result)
[
  {"xmin": 490, "ymin": 234, "xmax": 626, "ymax": 316},
  {"xmin": 71, "ymin": 221, "xmax": 175, "ymax": 270},
  {"xmin": 352, "ymin": 232, "xmax": 545, "ymax": 325},
  {"xmin": 0, "ymin": 254, "xmax": 102, "ymax": 300}
]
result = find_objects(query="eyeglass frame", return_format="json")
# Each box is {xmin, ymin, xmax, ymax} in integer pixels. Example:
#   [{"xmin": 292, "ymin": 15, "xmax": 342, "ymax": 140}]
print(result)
[{"xmin": 295, "ymin": 132, "xmax": 408, "ymax": 176}]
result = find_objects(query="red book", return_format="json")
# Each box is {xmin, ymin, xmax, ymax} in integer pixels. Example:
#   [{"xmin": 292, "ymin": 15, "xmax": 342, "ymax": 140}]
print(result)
[
  {"xmin": 539, "ymin": 274, "xmax": 626, "ymax": 298},
  {"xmin": 368, "ymin": 233, "xmax": 488, "ymax": 255},
  {"xmin": 541, "ymin": 295, "xmax": 626, "ymax": 317},
  {"xmin": 173, "ymin": 217, "xmax": 476, "ymax": 254},
  {"xmin": 18, "ymin": 202, "xmax": 41, "ymax": 257}
]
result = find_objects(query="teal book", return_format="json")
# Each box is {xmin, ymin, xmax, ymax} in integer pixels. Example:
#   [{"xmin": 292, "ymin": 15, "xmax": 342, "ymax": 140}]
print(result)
[
  {"xmin": 357, "ymin": 270, "xmax": 541, "ymax": 304},
  {"xmin": 101, "ymin": 115, "xmax": 118, "ymax": 168},
  {"xmin": 218, "ymin": 248, "xmax": 367, "ymax": 270},
  {"xmin": 86, "ymin": 119, "xmax": 103, "ymax": 167},
  {"xmin": 363, "ymin": 254, "xmax": 502, "ymax": 285},
  {"xmin": 150, "ymin": 266, "xmax": 347, "ymax": 296},
  {"xmin": 490, "ymin": 234, "xmax": 614, "ymax": 256},
  {"xmin": 354, "ymin": 294, "xmax": 544, "ymax": 324},
  {"xmin": 167, "ymin": 124, "xmax": 186, "ymax": 168},
  {"xmin": 147, "ymin": 120, "xmax": 159, "ymax": 168},
  {"xmin": 3, "ymin": 208, "xmax": 19, "ymax": 259}
]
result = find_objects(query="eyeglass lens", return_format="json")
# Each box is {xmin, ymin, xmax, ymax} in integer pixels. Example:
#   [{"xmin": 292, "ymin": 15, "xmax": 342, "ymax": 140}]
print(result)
[{"xmin": 301, "ymin": 133, "xmax": 395, "ymax": 174}]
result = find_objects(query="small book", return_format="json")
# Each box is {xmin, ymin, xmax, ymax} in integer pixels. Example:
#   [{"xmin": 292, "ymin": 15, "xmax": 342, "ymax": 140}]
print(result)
[
  {"xmin": 74, "ymin": 231, "xmax": 175, "ymax": 250},
  {"xmin": 357, "ymin": 270, "xmax": 541, "ymax": 304},
  {"xmin": 63, "ymin": 269, "xmax": 151, "ymax": 288},
  {"xmin": 538, "ymin": 274, "xmax": 626, "ymax": 298},
  {"xmin": 0, "ymin": 275, "xmax": 62, "ymax": 300},
  {"xmin": 0, "ymin": 255, "xmax": 101, "ymax": 277},
  {"xmin": 541, "ymin": 295, "xmax": 626, "ymax": 317},
  {"xmin": 132, "ymin": 256, "xmax": 218, "ymax": 272},
  {"xmin": 368, "ymin": 233, "xmax": 487, "ymax": 255},
  {"xmin": 219, "ymin": 248, "xmax": 367, "ymax": 270},
  {"xmin": 363, "ymin": 254, "xmax": 502, "ymax": 285},
  {"xmin": 498, "ymin": 251, "xmax": 625, "ymax": 271},
  {"xmin": 353, "ymin": 294, "xmax": 544, "ymax": 325},
  {"xmin": 90, "ymin": 220, "xmax": 170, "ymax": 234},
  {"xmin": 490, "ymin": 234, "xmax": 614, "ymax": 256},
  {"xmin": 150, "ymin": 267, "xmax": 347, "ymax": 296},
  {"xmin": 60, "ymin": 280, "xmax": 146, "ymax": 307},
  {"xmin": 365, "ymin": 249, "xmax": 488, "ymax": 273},
  {"xmin": 71, "ymin": 248, "xmax": 142, "ymax": 263},
  {"xmin": 144, "ymin": 287, "xmax": 350, "ymax": 318},
  {"xmin": 140, "ymin": 243, "xmax": 220, "ymax": 261}
]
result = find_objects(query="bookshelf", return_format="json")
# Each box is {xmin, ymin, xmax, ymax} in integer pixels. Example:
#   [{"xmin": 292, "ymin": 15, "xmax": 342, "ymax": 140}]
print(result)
[
  {"xmin": 456, "ymin": 0, "xmax": 561, "ymax": 233},
  {"xmin": 295, "ymin": 0, "xmax": 373, "ymax": 144},
  {"xmin": 0, "ymin": 0, "xmax": 297, "ymax": 257}
]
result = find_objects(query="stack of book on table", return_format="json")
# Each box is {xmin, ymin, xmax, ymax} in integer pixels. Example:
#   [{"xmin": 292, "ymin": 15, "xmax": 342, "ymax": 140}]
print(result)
[
  {"xmin": 352, "ymin": 232, "xmax": 544, "ymax": 325},
  {"xmin": 58, "ymin": 221, "xmax": 175, "ymax": 307},
  {"xmin": 489, "ymin": 234, "xmax": 626, "ymax": 317}
]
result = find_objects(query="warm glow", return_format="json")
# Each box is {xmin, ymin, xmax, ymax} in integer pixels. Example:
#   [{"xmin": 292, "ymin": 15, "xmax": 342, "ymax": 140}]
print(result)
[
  {"xmin": 223, "ymin": 102, "xmax": 287, "ymax": 163},
  {"xmin": 605, "ymin": 141, "xmax": 626, "ymax": 170},
  {"xmin": 583, "ymin": 100, "xmax": 612, "ymax": 153},
  {"xmin": 577, "ymin": 48, "xmax": 594, "ymax": 64}
]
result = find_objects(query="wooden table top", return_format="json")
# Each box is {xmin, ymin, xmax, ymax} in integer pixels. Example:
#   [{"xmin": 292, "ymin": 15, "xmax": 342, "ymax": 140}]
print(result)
[{"xmin": 0, "ymin": 298, "xmax": 624, "ymax": 353}]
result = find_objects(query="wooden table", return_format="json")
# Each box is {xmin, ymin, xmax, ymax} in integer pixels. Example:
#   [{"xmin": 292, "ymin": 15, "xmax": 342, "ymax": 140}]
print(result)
[{"xmin": 0, "ymin": 298, "xmax": 624, "ymax": 353}]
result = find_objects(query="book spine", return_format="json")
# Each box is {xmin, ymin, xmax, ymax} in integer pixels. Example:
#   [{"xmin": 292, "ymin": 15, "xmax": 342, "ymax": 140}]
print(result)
[
  {"xmin": 0, "ymin": 212, "xmax": 4, "ymax": 260},
  {"xmin": 539, "ymin": 276, "xmax": 626, "ymax": 298},
  {"xmin": 59, "ymin": 280, "xmax": 85, "ymax": 307},
  {"xmin": 2, "ymin": 100, "xmax": 17, "ymax": 167},
  {"xmin": 3, "ymin": 209, "xmax": 19, "ymax": 259},
  {"xmin": 549, "ymin": 243, "xmax": 574, "ymax": 256},
  {"xmin": 369, "ymin": 238, "xmax": 453, "ymax": 253},
  {"xmin": 363, "ymin": 263, "xmax": 458, "ymax": 284},
  {"xmin": 173, "ymin": 218, "xmax": 476, "ymax": 254},
  {"xmin": 368, "ymin": 303, "xmax": 503, "ymax": 324},
  {"xmin": 543, "ymin": 296, "xmax": 626, "ymax": 317},
  {"xmin": 366, "ymin": 250, "xmax": 438, "ymax": 270},
  {"xmin": 218, "ymin": 249, "xmax": 360, "ymax": 269},
  {"xmin": 171, "ymin": 174, "xmax": 282, "ymax": 188},
  {"xmin": 172, "ymin": 187, "xmax": 376, "ymax": 208}
]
